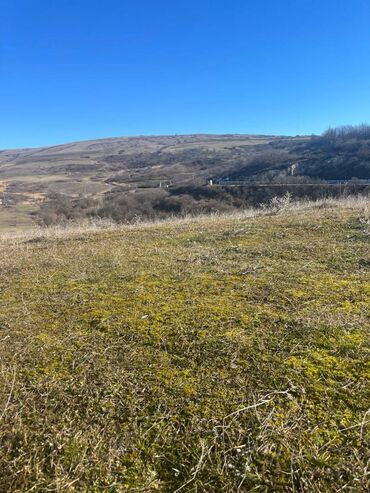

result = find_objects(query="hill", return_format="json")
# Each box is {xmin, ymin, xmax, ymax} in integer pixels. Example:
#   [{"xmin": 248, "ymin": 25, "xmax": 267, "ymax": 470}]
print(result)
[
  {"xmin": 0, "ymin": 197, "xmax": 369, "ymax": 491},
  {"xmin": 0, "ymin": 134, "xmax": 274, "ymax": 231},
  {"xmin": 0, "ymin": 129, "xmax": 369, "ymax": 232}
]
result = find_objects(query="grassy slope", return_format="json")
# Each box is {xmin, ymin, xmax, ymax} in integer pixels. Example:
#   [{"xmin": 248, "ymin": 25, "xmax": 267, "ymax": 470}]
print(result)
[{"xmin": 0, "ymin": 199, "xmax": 369, "ymax": 492}]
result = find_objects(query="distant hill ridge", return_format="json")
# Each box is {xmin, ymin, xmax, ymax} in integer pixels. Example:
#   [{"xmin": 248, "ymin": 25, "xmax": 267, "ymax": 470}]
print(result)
[{"xmin": 0, "ymin": 127, "xmax": 368, "ymax": 231}]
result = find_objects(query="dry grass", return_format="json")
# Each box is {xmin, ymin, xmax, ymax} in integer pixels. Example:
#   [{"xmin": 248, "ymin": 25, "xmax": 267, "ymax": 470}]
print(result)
[{"xmin": 0, "ymin": 197, "xmax": 369, "ymax": 491}]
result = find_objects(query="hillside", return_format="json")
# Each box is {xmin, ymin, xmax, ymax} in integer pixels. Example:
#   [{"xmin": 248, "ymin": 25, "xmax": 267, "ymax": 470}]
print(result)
[
  {"xmin": 1, "ymin": 130, "xmax": 369, "ymax": 232},
  {"xmin": 0, "ymin": 134, "xmax": 274, "ymax": 231},
  {"xmin": 0, "ymin": 197, "xmax": 369, "ymax": 491}
]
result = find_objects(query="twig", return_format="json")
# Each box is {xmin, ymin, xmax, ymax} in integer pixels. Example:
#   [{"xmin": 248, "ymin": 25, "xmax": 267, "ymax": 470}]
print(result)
[
  {"xmin": 0, "ymin": 369, "xmax": 16, "ymax": 420},
  {"xmin": 174, "ymin": 439, "xmax": 207, "ymax": 493}
]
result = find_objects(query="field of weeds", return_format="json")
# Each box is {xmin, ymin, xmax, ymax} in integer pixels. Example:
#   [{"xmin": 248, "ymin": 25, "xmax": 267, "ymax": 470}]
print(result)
[{"xmin": 0, "ymin": 197, "xmax": 369, "ymax": 492}]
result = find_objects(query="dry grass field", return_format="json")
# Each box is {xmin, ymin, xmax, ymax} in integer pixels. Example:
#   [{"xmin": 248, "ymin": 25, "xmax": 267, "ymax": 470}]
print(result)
[{"xmin": 0, "ymin": 197, "xmax": 369, "ymax": 491}]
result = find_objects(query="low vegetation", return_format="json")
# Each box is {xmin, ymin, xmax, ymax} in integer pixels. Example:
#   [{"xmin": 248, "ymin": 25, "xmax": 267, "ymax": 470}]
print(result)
[
  {"xmin": 0, "ymin": 197, "xmax": 369, "ymax": 491},
  {"xmin": 36, "ymin": 183, "xmax": 369, "ymax": 226}
]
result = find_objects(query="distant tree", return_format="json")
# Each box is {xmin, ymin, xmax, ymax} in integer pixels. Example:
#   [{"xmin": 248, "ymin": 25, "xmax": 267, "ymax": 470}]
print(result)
[{"xmin": 321, "ymin": 124, "xmax": 370, "ymax": 142}]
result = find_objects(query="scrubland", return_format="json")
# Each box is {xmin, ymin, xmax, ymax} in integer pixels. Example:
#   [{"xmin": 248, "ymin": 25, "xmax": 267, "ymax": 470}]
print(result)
[
  {"xmin": 2, "ymin": 128, "xmax": 369, "ymax": 231},
  {"xmin": 0, "ymin": 197, "xmax": 369, "ymax": 492}
]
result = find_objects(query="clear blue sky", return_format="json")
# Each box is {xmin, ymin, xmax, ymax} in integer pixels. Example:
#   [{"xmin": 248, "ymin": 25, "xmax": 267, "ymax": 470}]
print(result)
[{"xmin": 1, "ymin": 0, "xmax": 370, "ymax": 148}]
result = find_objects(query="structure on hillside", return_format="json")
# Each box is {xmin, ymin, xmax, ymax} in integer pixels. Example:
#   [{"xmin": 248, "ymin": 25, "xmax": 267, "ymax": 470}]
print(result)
[{"xmin": 289, "ymin": 163, "xmax": 298, "ymax": 175}]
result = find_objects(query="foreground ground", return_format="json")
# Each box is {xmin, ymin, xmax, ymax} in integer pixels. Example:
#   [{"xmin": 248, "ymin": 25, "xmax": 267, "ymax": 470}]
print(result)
[{"xmin": 0, "ymin": 198, "xmax": 369, "ymax": 492}]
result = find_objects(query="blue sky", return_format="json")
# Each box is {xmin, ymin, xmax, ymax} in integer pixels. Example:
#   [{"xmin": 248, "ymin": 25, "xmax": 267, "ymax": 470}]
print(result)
[{"xmin": 1, "ymin": 0, "xmax": 370, "ymax": 148}]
